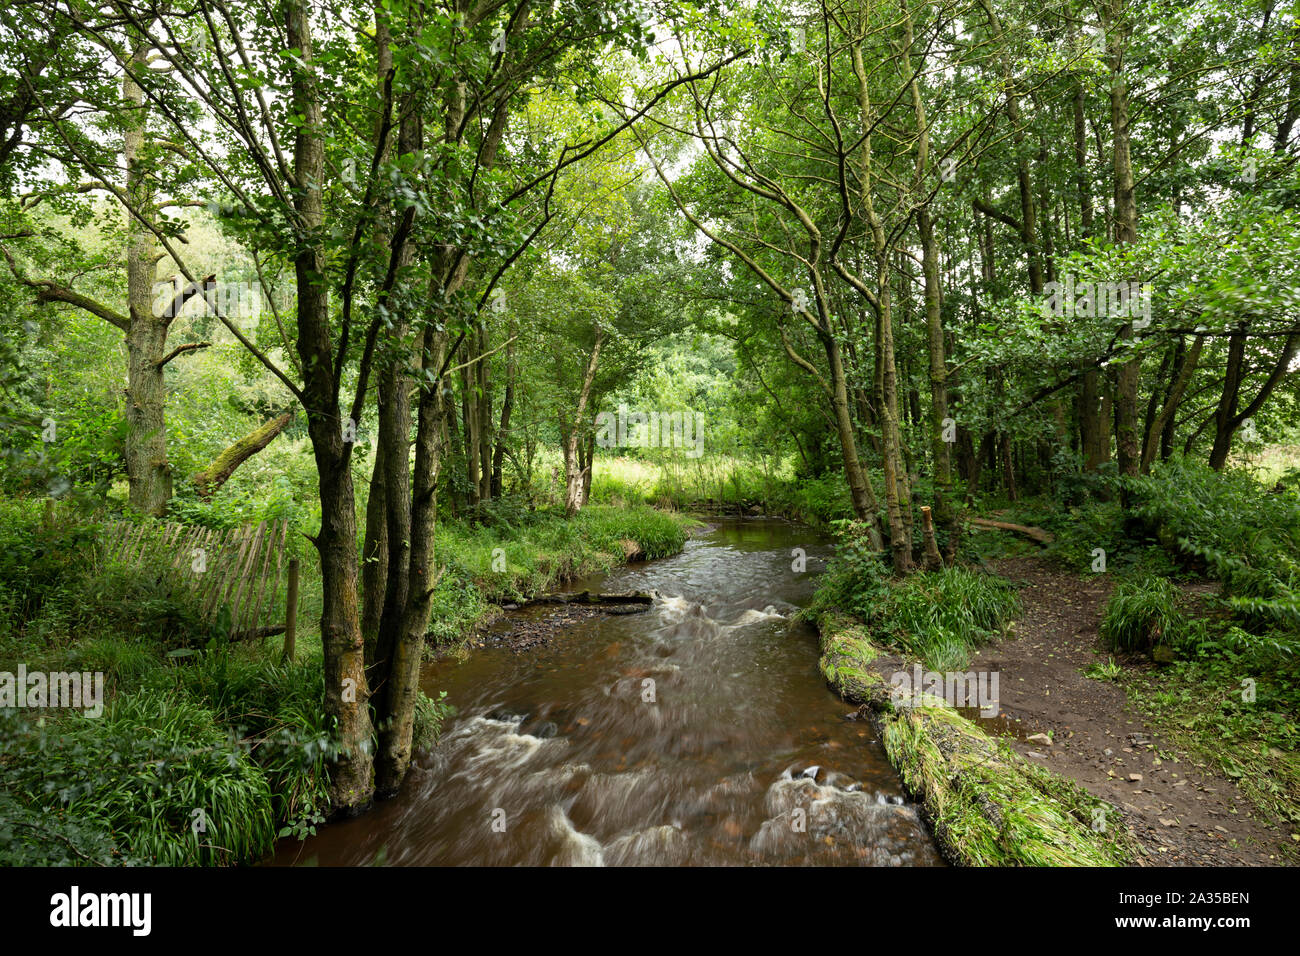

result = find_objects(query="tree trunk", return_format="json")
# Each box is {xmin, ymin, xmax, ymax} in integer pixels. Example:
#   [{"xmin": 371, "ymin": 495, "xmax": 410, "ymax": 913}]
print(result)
[
  {"xmin": 361, "ymin": 437, "xmax": 388, "ymax": 658},
  {"xmin": 918, "ymin": 207, "xmax": 954, "ymax": 542},
  {"xmin": 361, "ymin": 4, "xmax": 396, "ymax": 661},
  {"xmin": 582, "ymin": 432, "xmax": 595, "ymax": 506},
  {"xmin": 288, "ymin": 0, "xmax": 373, "ymax": 813},
  {"xmin": 491, "ymin": 318, "xmax": 515, "ymax": 497},
  {"xmin": 476, "ymin": 322, "xmax": 493, "ymax": 503},
  {"xmin": 1142, "ymin": 335, "xmax": 1203, "ymax": 472},
  {"xmin": 874, "ymin": 284, "xmax": 913, "ymax": 573},
  {"xmin": 374, "ymin": 325, "xmax": 445, "ymax": 795},
  {"xmin": 122, "ymin": 37, "xmax": 171, "ymax": 517},
  {"xmin": 823, "ymin": 331, "xmax": 883, "ymax": 549},
  {"xmin": 461, "ymin": 358, "xmax": 480, "ymax": 507},
  {"xmin": 1208, "ymin": 328, "xmax": 1300, "ymax": 470},
  {"xmin": 1106, "ymin": 1, "xmax": 1141, "ymax": 488},
  {"xmin": 564, "ymin": 328, "xmax": 602, "ymax": 517}
]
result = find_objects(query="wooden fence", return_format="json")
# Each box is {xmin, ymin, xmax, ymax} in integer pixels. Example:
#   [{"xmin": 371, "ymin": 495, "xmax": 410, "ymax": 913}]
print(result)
[{"xmin": 103, "ymin": 517, "xmax": 299, "ymax": 651}]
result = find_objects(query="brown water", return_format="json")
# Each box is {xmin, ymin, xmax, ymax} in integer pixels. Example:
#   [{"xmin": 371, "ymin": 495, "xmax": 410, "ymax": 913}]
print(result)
[{"xmin": 271, "ymin": 517, "xmax": 943, "ymax": 866}]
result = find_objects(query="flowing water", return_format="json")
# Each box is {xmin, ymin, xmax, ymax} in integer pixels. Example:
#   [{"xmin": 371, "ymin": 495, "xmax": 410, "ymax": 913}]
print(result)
[{"xmin": 271, "ymin": 517, "xmax": 943, "ymax": 866}]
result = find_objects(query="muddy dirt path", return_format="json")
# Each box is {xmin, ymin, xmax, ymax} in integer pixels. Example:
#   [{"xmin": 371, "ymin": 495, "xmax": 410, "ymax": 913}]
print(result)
[{"xmin": 972, "ymin": 556, "xmax": 1286, "ymax": 865}]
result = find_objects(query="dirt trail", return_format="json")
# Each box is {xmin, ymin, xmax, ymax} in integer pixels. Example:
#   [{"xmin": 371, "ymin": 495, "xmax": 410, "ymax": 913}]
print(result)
[{"xmin": 969, "ymin": 556, "xmax": 1286, "ymax": 866}]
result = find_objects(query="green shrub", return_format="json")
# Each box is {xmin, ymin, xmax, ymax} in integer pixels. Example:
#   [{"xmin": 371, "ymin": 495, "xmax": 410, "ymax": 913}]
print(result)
[
  {"xmin": 1100, "ymin": 576, "xmax": 1185, "ymax": 653},
  {"xmin": 32, "ymin": 559, "xmax": 214, "ymax": 649},
  {"xmin": 1125, "ymin": 458, "xmax": 1300, "ymax": 632},
  {"xmin": 413, "ymin": 689, "xmax": 455, "ymax": 751},
  {"xmin": 806, "ymin": 519, "xmax": 892, "ymax": 621},
  {"xmin": 0, "ymin": 500, "xmax": 101, "ymax": 632},
  {"xmin": 2, "ymin": 691, "xmax": 276, "ymax": 866},
  {"xmin": 810, "ymin": 522, "xmax": 1020, "ymax": 669}
]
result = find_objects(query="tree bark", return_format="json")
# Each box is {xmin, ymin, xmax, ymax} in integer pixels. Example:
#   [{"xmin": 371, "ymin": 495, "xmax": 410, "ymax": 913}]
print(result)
[
  {"xmin": 288, "ymin": 0, "xmax": 373, "ymax": 813},
  {"xmin": 491, "ymin": 318, "xmax": 515, "ymax": 497},
  {"xmin": 122, "ymin": 36, "xmax": 171, "ymax": 517},
  {"xmin": 918, "ymin": 207, "xmax": 954, "ymax": 541},
  {"xmin": 1106, "ymin": 0, "xmax": 1142, "ymax": 489},
  {"xmin": 374, "ymin": 324, "xmax": 446, "ymax": 795},
  {"xmin": 1141, "ymin": 335, "xmax": 1203, "ymax": 472},
  {"xmin": 563, "ymin": 327, "xmax": 602, "ymax": 517}
]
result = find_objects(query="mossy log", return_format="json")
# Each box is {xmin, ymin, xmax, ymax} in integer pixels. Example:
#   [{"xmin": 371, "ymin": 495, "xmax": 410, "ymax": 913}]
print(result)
[
  {"xmin": 192, "ymin": 410, "xmax": 294, "ymax": 499},
  {"xmin": 811, "ymin": 609, "xmax": 1134, "ymax": 867},
  {"xmin": 229, "ymin": 624, "xmax": 287, "ymax": 642}
]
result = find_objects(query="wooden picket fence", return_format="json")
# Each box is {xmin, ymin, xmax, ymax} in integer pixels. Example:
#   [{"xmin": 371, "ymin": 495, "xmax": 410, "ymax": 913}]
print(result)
[{"xmin": 102, "ymin": 517, "xmax": 299, "ymax": 649}]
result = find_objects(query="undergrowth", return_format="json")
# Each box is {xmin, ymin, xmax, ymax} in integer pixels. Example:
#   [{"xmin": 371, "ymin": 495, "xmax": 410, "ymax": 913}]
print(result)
[{"xmin": 809, "ymin": 520, "xmax": 1020, "ymax": 669}]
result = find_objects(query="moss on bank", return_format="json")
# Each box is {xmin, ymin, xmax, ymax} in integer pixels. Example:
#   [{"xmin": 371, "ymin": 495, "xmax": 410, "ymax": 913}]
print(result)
[{"xmin": 812, "ymin": 608, "xmax": 1135, "ymax": 867}]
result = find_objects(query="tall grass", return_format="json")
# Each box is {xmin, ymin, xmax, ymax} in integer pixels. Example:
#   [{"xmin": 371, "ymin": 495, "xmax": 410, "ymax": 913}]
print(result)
[
  {"xmin": 588, "ymin": 455, "xmax": 855, "ymax": 525},
  {"xmin": 3, "ymin": 690, "xmax": 276, "ymax": 866},
  {"xmin": 809, "ymin": 522, "xmax": 1020, "ymax": 669},
  {"xmin": 432, "ymin": 503, "xmax": 692, "ymax": 612},
  {"xmin": 1100, "ymin": 576, "xmax": 1184, "ymax": 653},
  {"xmin": 879, "ymin": 567, "xmax": 1022, "ymax": 669}
]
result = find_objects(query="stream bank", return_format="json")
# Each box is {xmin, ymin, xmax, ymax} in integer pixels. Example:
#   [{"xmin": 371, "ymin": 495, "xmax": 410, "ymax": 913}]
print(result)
[
  {"xmin": 813, "ymin": 608, "xmax": 1136, "ymax": 866},
  {"xmin": 813, "ymin": 553, "xmax": 1292, "ymax": 865}
]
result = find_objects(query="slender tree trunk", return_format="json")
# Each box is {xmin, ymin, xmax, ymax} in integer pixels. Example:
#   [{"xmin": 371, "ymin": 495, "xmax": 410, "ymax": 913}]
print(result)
[
  {"xmin": 1207, "ymin": 328, "xmax": 1299, "ymax": 469},
  {"xmin": 874, "ymin": 284, "xmax": 913, "ymax": 573},
  {"xmin": 1142, "ymin": 335, "xmax": 1203, "ymax": 472},
  {"xmin": 823, "ymin": 331, "xmax": 883, "ymax": 548},
  {"xmin": 582, "ymin": 432, "xmax": 595, "ymax": 506},
  {"xmin": 361, "ymin": 438, "xmax": 388, "ymax": 660},
  {"xmin": 288, "ymin": 0, "xmax": 372, "ymax": 813},
  {"xmin": 491, "ymin": 318, "xmax": 515, "ymax": 497},
  {"xmin": 476, "ymin": 323, "xmax": 493, "ymax": 503},
  {"xmin": 370, "ymin": 102, "xmax": 421, "ymax": 706},
  {"xmin": 461, "ymin": 358, "xmax": 480, "ymax": 507},
  {"xmin": 1106, "ymin": 1, "xmax": 1142, "ymax": 489},
  {"xmin": 374, "ymin": 325, "xmax": 445, "ymax": 795},
  {"xmin": 918, "ymin": 207, "xmax": 954, "ymax": 541},
  {"xmin": 564, "ymin": 328, "xmax": 602, "ymax": 517},
  {"xmin": 361, "ymin": 4, "xmax": 396, "ymax": 660}
]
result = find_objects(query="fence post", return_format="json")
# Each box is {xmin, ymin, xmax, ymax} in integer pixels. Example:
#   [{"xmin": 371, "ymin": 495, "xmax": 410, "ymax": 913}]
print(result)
[{"xmin": 283, "ymin": 558, "xmax": 299, "ymax": 663}]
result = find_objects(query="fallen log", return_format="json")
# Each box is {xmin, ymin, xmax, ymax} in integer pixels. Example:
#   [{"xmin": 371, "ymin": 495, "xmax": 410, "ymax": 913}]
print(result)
[
  {"xmin": 521, "ymin": 590, "xmax": 654, "ymax": 607},
  {"xmin": 192, "ymin": 409, "xmax": 294, "ymax": 499},
  {"xmin": 967, "ymin": 517, "xmax": 1054, "ymax": 546},
  {"xmin": 229, "ymin": 624, "xmax": 287, "ymax": 642}
]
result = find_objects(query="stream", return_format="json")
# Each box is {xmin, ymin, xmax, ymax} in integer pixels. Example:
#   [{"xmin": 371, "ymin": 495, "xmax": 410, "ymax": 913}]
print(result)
[{"xmin": 270, "ymin": 517, "xmax": 943, "ymax": 866}]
